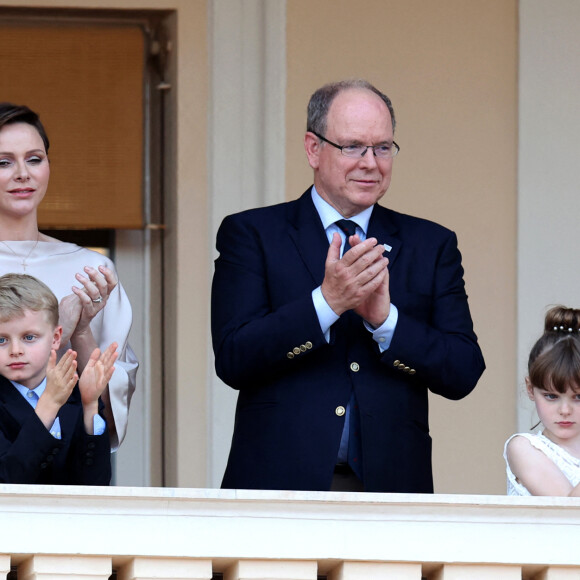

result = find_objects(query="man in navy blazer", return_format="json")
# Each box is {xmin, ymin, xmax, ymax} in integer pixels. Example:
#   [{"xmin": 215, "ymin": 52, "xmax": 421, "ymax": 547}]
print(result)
[{"xmin": 212, "ymin": 79, "xmax": 485, "ymax": 493}]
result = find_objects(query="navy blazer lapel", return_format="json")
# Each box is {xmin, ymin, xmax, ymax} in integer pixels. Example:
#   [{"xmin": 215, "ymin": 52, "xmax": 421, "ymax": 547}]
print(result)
[
  {"xmin": 0, "ymin": 376, "xmax": 81, "ymax": 444},
  {"xmin": 0, "ymin": 376, "xmax": 37, "ymax": 434},
  {"xmin": 285, "ymin": 193, "xmax": 403, "ymax": 282},
  {"xmin": 287, "ymin": 189, "xmax": 329, "ymax": 286},
  {"xmin": 367, "ymin": 204, "xmax": 402, "ymax": 269}
]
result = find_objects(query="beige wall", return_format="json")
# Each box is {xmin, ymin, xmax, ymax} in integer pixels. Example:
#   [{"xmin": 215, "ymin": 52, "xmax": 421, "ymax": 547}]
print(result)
[
  {"xmin": 286, "ymin": 0, "xmax": 518, "ymax": 493},
  {"xmin": 2, "ymin": 0, "xmax": 518, "ymax": 493}
]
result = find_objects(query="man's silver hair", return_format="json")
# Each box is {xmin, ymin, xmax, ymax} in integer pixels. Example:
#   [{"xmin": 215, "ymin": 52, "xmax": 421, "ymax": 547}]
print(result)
[{"xmin": 306, "ymin": 79, "xmax": 396, "ymax": 136}]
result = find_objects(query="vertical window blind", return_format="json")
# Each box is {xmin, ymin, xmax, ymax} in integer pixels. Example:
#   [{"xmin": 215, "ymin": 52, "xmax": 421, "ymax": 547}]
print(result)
[{"xmin": 0, "ymin": 23, "xmax": 145, "ymax": 229}]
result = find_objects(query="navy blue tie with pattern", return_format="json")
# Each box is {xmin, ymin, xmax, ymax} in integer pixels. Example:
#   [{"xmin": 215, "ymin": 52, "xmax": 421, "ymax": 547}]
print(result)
[
  {"xmin": 335, "ymin": 219, "xmax": 363, "ymax": 481},
  {"xmin": 335, "ymin": 219, "xmax": 357, "ymax": 255}
]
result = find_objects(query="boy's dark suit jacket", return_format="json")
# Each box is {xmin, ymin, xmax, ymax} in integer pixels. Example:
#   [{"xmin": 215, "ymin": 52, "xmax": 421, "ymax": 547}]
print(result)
[
  {"xmin": 212, "ymin": 188, "xmax": 485, "ymax": 493},
  {"xmin": 0, "ymin": 375, "xmax": 111, "ymax": 485}
]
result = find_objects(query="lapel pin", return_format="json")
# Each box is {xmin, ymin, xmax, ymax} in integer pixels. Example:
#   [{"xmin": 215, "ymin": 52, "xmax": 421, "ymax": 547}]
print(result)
[{"xmin": 383, "ymin": 243, "xmax": 392, "ymax": 252}]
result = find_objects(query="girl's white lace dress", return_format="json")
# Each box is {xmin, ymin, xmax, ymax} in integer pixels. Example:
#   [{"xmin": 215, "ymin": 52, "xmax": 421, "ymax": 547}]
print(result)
[{"xmin": 504, "ymin": 431, "xmax": 580, "ymax": 495}]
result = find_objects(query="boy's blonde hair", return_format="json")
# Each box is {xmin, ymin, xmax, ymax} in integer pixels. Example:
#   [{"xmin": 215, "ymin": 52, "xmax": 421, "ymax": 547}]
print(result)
[{"xmin": 0, "ymin": 274, "xmax": 59, "ymax": 327}]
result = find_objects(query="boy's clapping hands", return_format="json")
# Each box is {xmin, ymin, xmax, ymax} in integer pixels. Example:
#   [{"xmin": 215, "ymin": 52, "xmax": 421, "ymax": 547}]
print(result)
[
  {"xmin": 36, "ymin": 349, "xmax": 78, "ymax": 431},
  {"xmin": 79, "ymin": 343, "xmax": 118, "ymax": 433}
]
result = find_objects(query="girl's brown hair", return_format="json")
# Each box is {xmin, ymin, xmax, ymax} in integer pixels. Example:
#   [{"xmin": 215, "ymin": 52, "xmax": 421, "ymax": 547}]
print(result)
[{"xmin": 528, "ymin": 306, "xmax": 580, "ymax": 393}]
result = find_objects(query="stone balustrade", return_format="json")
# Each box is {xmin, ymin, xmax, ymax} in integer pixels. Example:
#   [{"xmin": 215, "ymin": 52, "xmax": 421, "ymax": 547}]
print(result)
[{"xmin": 1, "ymin": 485, "xmax": 579, "ymax": 579}]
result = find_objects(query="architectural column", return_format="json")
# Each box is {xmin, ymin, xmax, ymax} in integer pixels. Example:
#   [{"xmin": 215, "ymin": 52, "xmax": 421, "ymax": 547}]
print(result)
[
  {"xmin": 431, "ymin": 564, "xmax": 522, "ymax": 580},
  {"xmin": 0, "ymin": 556, "xmax": 10, "ymax": 580},
  {"xmin": 534, "ymin": 569, "xmax": 580, "ymax": 580},
  {"xmin": 208, "ymin": 0, "xmax": 287, "ymax": 486},
  {"xmin": 223, "ymin": 560, "xmax": 316, "ymax": 580},
  {"xmin": 116, "ymin": 557, "xmax": 212, "ymax": 580},
  {"xmin": 18, "ymin": 555, "xmax": 111, "ymax": 580},
  {"xmin": 517, "ymin": 0, "xmax": 580, "ymax": 430},
  {"xmin": 327, "ymin": 561, "xmax": 422, "ymax": 579}
]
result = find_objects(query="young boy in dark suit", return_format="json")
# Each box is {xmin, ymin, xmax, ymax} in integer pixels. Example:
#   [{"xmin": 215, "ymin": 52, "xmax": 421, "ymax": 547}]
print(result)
[{"xmin": 0, "ymin": 273, "xmax": 116, "ymax": 484}]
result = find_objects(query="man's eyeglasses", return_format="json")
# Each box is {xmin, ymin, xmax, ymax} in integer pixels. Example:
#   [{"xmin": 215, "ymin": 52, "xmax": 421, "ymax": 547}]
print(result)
[{"xmin": 311, "ymin": 131, "xmax": 400, "ymax": 159}]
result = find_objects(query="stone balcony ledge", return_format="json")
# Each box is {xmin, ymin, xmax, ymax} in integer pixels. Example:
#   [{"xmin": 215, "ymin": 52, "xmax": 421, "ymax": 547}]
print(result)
[{"xmin": 1, "ymin": 485, "xmax": 579, "ymax": 579}]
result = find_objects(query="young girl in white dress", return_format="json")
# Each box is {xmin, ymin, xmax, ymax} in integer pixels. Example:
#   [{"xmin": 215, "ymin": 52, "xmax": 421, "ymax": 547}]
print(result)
[{"xmin": 504, "ymin": 306, "xmax": 580, "ymax": 496}]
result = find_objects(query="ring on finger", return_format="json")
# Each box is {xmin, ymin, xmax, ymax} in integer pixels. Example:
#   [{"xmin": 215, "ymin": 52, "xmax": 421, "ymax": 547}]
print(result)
[{"xmin": 92, "ymin": 296, "xmax": 103, "ymax": 304}]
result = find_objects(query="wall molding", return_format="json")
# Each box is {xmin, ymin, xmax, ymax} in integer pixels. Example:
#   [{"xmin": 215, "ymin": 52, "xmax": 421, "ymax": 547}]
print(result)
[{"xmin": 208, "ymin": 0, "xmax": 287, "ymax": 486}]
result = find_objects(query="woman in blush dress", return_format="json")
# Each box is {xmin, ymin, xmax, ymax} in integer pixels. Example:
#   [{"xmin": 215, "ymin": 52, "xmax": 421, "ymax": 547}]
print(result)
[{"xmin": 0, "ymin": 102, "xmax": 138, "ymax": 450}]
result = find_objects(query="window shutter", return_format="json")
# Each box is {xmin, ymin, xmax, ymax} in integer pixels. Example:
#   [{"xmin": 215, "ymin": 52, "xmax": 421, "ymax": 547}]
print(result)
[{"xmin": 0, "ymin": 23, "xmax": 144, "ymax": 229}]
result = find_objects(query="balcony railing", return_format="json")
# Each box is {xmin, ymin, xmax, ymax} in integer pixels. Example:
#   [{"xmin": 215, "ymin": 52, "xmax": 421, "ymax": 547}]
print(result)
[{"xmin": 0, "ymin": 484, "xmax": 579, "ymax": 579}]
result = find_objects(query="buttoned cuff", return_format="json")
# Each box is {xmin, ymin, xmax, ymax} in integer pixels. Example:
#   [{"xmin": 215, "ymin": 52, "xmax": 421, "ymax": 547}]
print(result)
[
  {"xmin": 364, "ymin": 303, "xmax": 398, "ymax": 352},
  {"xmin": 312, "ymin": 286, "xmax": 340, "ymax": 343}
]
